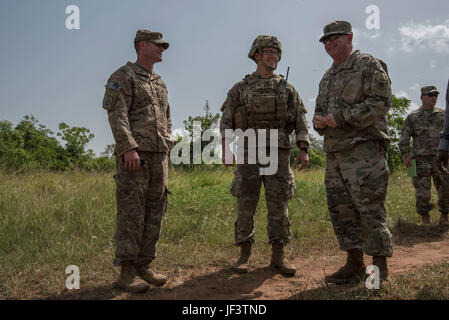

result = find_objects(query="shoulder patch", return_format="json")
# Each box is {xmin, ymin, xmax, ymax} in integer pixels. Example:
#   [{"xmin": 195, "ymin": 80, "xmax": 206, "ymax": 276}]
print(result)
[
  {"xmin": 102, "ymin": 81, "xmax": 121, "ymax": 111},
  {"xmin": 105, "ymin": 81, "xmax": 120, "ymax": 90}
]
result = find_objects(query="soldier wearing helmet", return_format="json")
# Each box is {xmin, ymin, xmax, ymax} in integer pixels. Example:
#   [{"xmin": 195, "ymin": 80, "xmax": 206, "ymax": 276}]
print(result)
[{"xmin": 219, "ymin": 35, "xmax": 310, "ymax": 275}]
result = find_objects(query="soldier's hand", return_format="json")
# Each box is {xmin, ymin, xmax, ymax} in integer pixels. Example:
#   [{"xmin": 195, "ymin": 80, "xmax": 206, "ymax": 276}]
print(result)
[
  {"xmin": 296, "ymin": 150, "xmax": 309, "ymax": 172},
  {"xmin": 437, "ymin": 150, "xmax": 449, "ymax": 175},
  {"xmin": 404, "ymin": 156, "xmax": 412, "ymax": 168},
  {"xmin": 313, "ymin": 115, "xmax": 327, "ymax": 129},
  {"xmin": 124, "ymin": 149, "xmax": 140, "ymax": 171},
  {"xmin": 324, "ymin": 114, "xmax": 337, "ymax": 128}
]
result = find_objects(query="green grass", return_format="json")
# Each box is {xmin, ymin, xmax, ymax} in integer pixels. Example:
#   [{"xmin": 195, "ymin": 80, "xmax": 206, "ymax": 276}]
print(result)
[
  {"xmin": 290, "ymin": 262, "xmax": 449, "ymax": 300},
  {"xmin": 0, "ymin": 167, "xmax": 447, "ymax": 299}
]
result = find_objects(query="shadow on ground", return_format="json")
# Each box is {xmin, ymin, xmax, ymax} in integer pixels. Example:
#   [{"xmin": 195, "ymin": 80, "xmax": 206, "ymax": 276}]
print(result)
[
  {"xmin": 391, "ymin": 218, "xmax": 449, "ymax": 247},
  {"xmin": 41, "ymin": 266, "xmax": 285, "ymax": 300}
]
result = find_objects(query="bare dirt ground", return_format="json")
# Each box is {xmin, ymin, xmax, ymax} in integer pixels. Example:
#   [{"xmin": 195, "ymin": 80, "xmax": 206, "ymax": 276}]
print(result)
[{"xmin": 46, "ymin": 223, "xmax": 449, "ymax": 300}]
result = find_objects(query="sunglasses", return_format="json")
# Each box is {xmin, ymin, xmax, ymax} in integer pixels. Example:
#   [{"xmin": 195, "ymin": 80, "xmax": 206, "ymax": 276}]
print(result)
[
  {"xmin": 323, "ymin": 34, "xmax": 343, "ymax": 43},
  {"xmin": 261, "ymin": 50, "xmax": 280, "ymax": 58},
  {"xmin": 425, "ymin": 93, "xmax": 439, "ymax": 97}
]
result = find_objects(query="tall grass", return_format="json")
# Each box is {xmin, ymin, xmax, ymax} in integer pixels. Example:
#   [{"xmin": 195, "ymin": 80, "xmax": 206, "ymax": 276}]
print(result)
[{"xmin": 0, "ymin": 166, "xmax": 445, "ymax": 298}]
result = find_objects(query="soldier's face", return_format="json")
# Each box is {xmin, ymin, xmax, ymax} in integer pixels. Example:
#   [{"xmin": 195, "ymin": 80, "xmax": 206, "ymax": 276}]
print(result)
[
  {"xmin": 256, "ymin": 47, "xmax": 279, "ymax": 70},
  {"xmin": 324, "ymin": 34, "xmax": 352, "ymax": 58},
  {"xmin": 140, "ymin": 41, "xmax": 166, "ymax": 63},
  {"xmin": 421, "ymin": 94, "xmax": 438, "ymax": 108}
]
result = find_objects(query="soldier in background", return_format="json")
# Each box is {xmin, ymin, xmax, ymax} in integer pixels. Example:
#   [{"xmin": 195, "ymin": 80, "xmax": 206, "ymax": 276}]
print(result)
[
  {"xmin": 220, "ymin": 35, "xmax": 310, "ymax": 275},
  {"xmin": 399, "ymin": 86, "xmax": 449, "ymax": 226},
  {"xmin": 102, "ymin": 30, "xmax": 174, "ymax": 293},
  {"xmin": 437, "ymin": 80, "xmax": 449, "ymax": 180},
  {"xmin": 313, "ymin": 21, "xmax": 393, "ymax": 285}
]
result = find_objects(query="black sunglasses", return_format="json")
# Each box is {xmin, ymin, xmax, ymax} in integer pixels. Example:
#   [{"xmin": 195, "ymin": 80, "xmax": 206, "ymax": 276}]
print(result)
[
  {"xmin": 323, "ymin": 34, "xmax": 344, "ymax": 43},
  {"xmin": 426, "ymin": 93, "xmax": 439, "ymax": 97}
]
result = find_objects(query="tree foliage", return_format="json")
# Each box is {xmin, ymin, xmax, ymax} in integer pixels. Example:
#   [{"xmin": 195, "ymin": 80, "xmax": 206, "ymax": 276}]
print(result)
[
  {"xmin": 0, "ymin": 115, "xmax": 113, "ymax": 171},
  {"xmin": 387, "ymin": 95, "xmax": 411, "ymax": 172},
  {"xmin": 173, "ymin": 112, "xmax": 221, "ymax": 169}
]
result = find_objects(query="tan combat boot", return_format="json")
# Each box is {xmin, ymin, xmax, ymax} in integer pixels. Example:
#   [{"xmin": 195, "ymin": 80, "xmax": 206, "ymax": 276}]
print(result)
[
  {"xmin": 373, "ymin": 256, "xmax": 389, "ymax": 284},
  {"xmin": 135, "ymin": 263, "xmax": 167, "ymax": 286},
  {"xmin": 116, "ymin": 261, "xmax": 150, "ymax": 293},
  {"xmin": 232, "ymin": 242, "xmax": 252, "ymax": 273},
  {"xmin": 270, "ymin": 242, "xmax": 296, "ymax": 276},
  {"xmin": 439, "ymin": 212, "xmax": 449, "ymax": 226},
  {"xmin": 421, "ymin": 213, "xmax": 432, "ymax": 225},
  {"xmin": 325, "ymin": 248, "xmax": 366, "ymax": 284}
]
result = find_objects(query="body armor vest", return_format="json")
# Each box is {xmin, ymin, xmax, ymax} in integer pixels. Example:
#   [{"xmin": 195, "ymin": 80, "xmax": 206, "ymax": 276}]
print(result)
[{"xmin": 233, "ymin": 75, "xmax": 288, "ymax": 130}]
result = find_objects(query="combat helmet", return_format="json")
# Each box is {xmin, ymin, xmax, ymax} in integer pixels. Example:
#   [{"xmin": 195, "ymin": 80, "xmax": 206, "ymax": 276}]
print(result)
[{"xmin": 248, "ymin": 35, "xmax": 282, "ymax": 62}]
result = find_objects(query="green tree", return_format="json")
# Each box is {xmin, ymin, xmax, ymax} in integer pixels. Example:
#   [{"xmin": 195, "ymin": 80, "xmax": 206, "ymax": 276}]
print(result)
[
  {"xmin": 14, "ymin": 115, "xmax": 69, "ymax": 170},
  {"xmin": 387, "ymin": 95, "xmax": 411, "ymax": 171},
  {"xmin": 177, "ymin": 112, "xmax": 221, "ymax": 168},
  {"xmin": 57, "ymin": 122, "xmax": 95, "ymax": 166},
  {"xmin": 0, "ymin": 120, "xmax": 30, "ymax": 169},
  {"xmin": 101, "ymin": 144, "xmax": 115, "ymax": 158},
  {"xmin": 290, "ymin": 134, "xmax": 325, "ymax": 168}
]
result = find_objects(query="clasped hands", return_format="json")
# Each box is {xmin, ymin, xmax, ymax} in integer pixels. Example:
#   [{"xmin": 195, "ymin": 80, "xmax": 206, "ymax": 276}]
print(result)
[{"xmin": 313, "ymin": 114, "xmax": 337, "ymax": 129}]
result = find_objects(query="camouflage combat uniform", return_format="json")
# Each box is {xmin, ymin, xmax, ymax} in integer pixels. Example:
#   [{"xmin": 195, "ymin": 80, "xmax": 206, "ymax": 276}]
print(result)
[
  {"xmin": 314, "ymin": 49, "xmax": 393, "ymax": 258},
  {"xmin": 438, "ymin": 80, "xmax": 449, "ymax": 151},
  {"xmin": 399, "ymin": 107, "xmax": 449, "ymax": 215},
  {"xmin": 103, "ymin": 61, "xmax": 173, "ymax": 267},
  {"xmin": 220, "ymin": 72, "xmax": 309, "ymax": 245}
]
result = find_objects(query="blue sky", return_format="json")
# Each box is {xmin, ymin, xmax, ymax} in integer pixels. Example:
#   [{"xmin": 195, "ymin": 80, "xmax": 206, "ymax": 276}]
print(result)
[{"xmin": 1, "ymin": 0, "xmax": 449, "ymax": 154}]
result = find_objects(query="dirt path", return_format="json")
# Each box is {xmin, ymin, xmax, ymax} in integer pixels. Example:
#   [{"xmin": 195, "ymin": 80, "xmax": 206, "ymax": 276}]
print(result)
[
  {"xmin": 137, "ymin": 238, "xmax": 449, "ymax": 300},
  {"xmin": 48, "ymin": 227, "xmax": 449, "ymax": 300}
]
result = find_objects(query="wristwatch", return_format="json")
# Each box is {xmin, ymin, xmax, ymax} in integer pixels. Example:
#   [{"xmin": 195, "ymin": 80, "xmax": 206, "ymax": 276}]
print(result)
[{"xmin": 299, "ymin": 147, "xmax": 309, "ymax": 154}]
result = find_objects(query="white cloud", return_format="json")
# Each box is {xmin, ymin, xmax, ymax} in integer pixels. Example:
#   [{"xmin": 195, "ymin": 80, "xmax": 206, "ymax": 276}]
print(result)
[
  {"xmin": 409, "ymin": 83, "xmax": 420, "ymax": 93},
  {"xmin": 410, "ymin": 101, "xmax": 420, "ymax": 111},
  {"xmin": 430, "ymin": 60, "xmax": 436, "ymax": 69},
  {"xmin": 398, "ymin": 19, "xmax": 449, "ymax": 53},
  {"xmin": 394, "ymin": 90, "xmax": 419, "ymax": 111},
  {"xmin": 394, "ymin": 90, "xmax": 409, "ymax": 99},
  {"xmin": 353, "ymin": 27, "xmax": 381, "ymax": 41}
]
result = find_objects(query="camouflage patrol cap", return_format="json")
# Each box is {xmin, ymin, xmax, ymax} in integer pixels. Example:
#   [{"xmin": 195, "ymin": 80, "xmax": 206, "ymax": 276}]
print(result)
[
  {"xmin": 248, "ymin": 35, "xmax": 282, "ymax": 62},
  {"xmin": 319, "ymin": 20, "xmax": 352, "ymax": 43},
  {"xmin": 421, "ymin": 86, "xmax": 440, "ymax": 95},
  {"xmin": 134, "ymin": 29, "xmax": 169, "ymax": 49}
]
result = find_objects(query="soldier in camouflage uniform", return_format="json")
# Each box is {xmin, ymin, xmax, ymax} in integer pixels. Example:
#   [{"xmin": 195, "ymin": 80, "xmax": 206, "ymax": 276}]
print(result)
[
  {"xmin": 400, "ymin": 86, "xmax": 449, "ymax": 226},
  {"xmin": 437, "ymin": 80, "xmax": 449, "ymax": 226},
  {"xmin": 102, "ymin": 30, "xmax": 174, "ymax": 293},
  {"xmin": 220, "ymin": 35, "xmax": 310, "ymax": 275},
  {"xmin": 313, "ymin": 21, "xmax": 393, "ymax": 285}
]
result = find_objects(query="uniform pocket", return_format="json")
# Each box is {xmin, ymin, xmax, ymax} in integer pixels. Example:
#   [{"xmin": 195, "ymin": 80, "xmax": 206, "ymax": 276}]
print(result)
[{"xmin": 340, "ymin": 75, "xmax": 363, "ymax": 105}]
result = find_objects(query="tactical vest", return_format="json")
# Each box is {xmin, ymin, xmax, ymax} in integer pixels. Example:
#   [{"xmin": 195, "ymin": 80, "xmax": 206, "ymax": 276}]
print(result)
[{"xmin": 233, "ymin": 75, "xmax": 288, "ymax": 130}]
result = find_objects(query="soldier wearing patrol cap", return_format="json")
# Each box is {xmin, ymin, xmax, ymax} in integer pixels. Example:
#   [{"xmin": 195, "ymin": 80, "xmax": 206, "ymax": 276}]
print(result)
[
  {"xmin": 400, "ymin": 85, "xmax": 449, "ymax": 226},
  {"xmin": 313, "ymin": 20, "xmax": 393, "ymax": 285},
  {"xmin": 102, "ymin": 29, "xmax": 174, "ymax": 293},
  {"xmin": 437, "ymin": 79, "xmax": 449, "ymax": 175},
  {"xmin": 220, "ymin": 35, "xmax": 310, "ymax": 275}
]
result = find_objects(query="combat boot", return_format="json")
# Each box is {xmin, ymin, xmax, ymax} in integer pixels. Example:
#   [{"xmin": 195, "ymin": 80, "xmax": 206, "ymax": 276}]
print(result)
[
  {"xmin": 135, "ymin": 263, "xmax": 168, "ymax": 286},
  {"xmin": 116, "ymin": 261, "xmax": 150, "ymax": 293},
  {"xmin": 373, "ymin": 256, "xmax": 389, "ymax": 284},
  {"xmin": 421, "ymin": 213, "xmax": 432, "ymax": 225},
  {"xmin": 325, "ymin": 248, "xmax": 366, "ymax": 284},
  {"xmin": 439, "ymin": 212, "xmax": 449, "ymax": 226},
  {"xmin": 270, "ymin": 242, "xmax": 296, "ymax": 276},
  {"xmin": 232, "ymin": 242, "xmax": 252, "ymax": 273}
]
